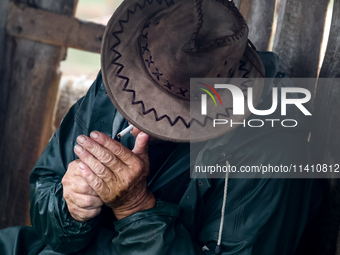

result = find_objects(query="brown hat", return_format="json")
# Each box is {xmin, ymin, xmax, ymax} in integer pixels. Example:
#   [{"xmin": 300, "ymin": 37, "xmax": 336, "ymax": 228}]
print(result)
[{"xmin": 101, "ymin": 0, "xmax": 265, "ymax": 142}]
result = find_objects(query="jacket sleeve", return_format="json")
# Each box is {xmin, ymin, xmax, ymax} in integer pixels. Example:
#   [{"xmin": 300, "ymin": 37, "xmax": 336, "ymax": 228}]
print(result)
[
  {"xmin": 112, "ymin": 200, "xmax": 204, "ymax": 255},
  {"xmin": 29, "ymin": 72, "xmax": 105, "ymax": 253},
  {"xmin": 109, "ymin": 131, "xmax": 322, "ymax": 255}
]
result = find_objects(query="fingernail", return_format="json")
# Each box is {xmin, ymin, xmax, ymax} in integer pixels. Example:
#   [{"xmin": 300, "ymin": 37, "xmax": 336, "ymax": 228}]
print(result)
[
  {"xmin": 77, "ymin": 135, "xmax": 86, "ymax": 144},
  {"xmin": 79, "ymin": 162, "xmax": 86, "ymax": 170},
  {"xmin": 139, "ymin": 132, "xmax": 148, "ymax": 138},
  {"xmin": 90, "ymin": 132, "xmax": 99, "ymax": 139},
  {"xmin": 74, "ymin": 144, "xmax": 84, "ymax": 153}
]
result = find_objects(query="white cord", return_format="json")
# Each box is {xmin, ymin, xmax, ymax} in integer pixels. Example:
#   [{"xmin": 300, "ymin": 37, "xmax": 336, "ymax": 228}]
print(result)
[{"xmin": 217, "ymin": 160, "xmax": 230, "ymax": 246}]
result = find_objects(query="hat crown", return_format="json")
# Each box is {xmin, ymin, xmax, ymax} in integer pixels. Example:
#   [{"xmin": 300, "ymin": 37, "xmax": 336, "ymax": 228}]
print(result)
[
  {"xmin": 140, "ymin": 0, "xmax": 248, "ymax": 100},
  {"xmin": 101, "ymin": 0, "xmax": 265, "ymax": 142}
]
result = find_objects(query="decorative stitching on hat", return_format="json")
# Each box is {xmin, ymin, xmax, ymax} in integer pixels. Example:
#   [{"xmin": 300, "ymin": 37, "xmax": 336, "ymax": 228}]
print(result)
[
  {"xmin": 165, "ymin": 81, "xmax": 174, "ymax": 90},
  {"xmin": 190, "ymin": 0, "xmax": 248, "ymax": 52},
  {"xmin": 109, "ymin": 0, "xmax": 252, "ymax": 129},
  {"xmin": 189, "ymin": 0, "xmax": 204, "ymax": 47},
  {"xmin": 144, "ymin": 21, "xmax": 151, "ymax": 28},
  {"xmin": 140, "ymin": 19, "xmax": 191, "ymax": 100},
  {"xmin": 176, "ymin": 88, "xmax": 189, "ymax": 97},
  {"xmin": 141, "ymin": 32, "xmax": 148, "ymax": 39},
  {"xmin": 223, "ymin": 107, "xmax": 233, "ymax": 118},
  {"xmin": 239, "ymin": 60, "xmax": 252, "ymax": 100},
  {"xmin": 239, "ymin": 60, "xmax": 250, "ymax": 79},
  {"xmin": 110, "ymin": 0, "xmax": 194, "ymax": 128},
  {"xmin": 243, "ymin": 53, "xmax": 265, "ymax": 78},
  {"xmin": 145, "ymin": 56, "xmax": 154, "ymax": 67},
  {"xmin": 152, "ymin": 68, "xmax": 163, "ymax": 80},
  {"xmin": 142, "ymin": 43, "xmax": 150, "ymax": 54}
]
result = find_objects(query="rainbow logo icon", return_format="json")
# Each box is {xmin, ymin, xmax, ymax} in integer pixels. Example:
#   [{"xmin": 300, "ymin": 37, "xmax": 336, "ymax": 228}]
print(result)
[{"xmin": 197, "ymin": 82, "xmax": 223, "ymax": 115}]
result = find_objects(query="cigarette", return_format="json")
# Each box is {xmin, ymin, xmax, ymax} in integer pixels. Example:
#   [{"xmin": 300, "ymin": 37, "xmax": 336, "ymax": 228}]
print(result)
[{"xmin": 117, "ymin": 124, "xmax": 134, "ymax": 139}]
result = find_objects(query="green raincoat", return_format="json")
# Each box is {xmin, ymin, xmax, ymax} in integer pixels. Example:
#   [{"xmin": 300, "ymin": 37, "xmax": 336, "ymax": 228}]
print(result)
[{"xmin": 0, "ymin": 52, "xmax": 323, "ymax": 255}]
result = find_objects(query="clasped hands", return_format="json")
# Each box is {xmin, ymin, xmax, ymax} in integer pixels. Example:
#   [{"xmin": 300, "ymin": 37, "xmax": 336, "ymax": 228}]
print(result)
[{"xmin": 62, "ymin": 131, "xmax": 156, "ymax": 221}]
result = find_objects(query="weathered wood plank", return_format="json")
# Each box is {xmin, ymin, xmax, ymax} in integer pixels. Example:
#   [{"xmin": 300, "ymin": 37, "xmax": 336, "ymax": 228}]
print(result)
[
  {"xmin": 7, "ymin": 2, "xmax": 105, "ymax": 54},
  {"xmin": 0, "ymin": 39, "xmax": 64, "ymax": 228},
  {"xmin": 312, "ymin": 0, "xmax": 340, "ymax": 182},
  {"xmin": 307, "ymin": 79, "xmax": 340, "ymax": 255},
  {"xmin": 239, "ymin": 0, "xmax": 276, "ymax": 51},
  {"xmin": 319, "ymin": 0, "xmax": 340, "ymax": 79},
  {"xmin": 312, "ymin": 78, "xmax": 340, "ymax": 172},
  {"xmin": 0, "ymin": 0, "xmax": 76, "ymax": 228},
  {"xmin": 308, "ymin": 2, "xmax": 340, "ymax": 254},
  {"xmin": 272, "ymin": 0, "xmax": 329, "ymax": 112},
  {"xmin": 0, "ymin": 0, "xmax": 11, "ymax": 152},
  {"xmin": 273, "ymin": 0, "xmax": 329, "ymax": 78},
  {"xmin": 18, "ymin": 0, "xmax": 78, "ymax": 16},
  {"xmin": 310, "ymin": 0, "xmax": 340, "ymax": 232}
]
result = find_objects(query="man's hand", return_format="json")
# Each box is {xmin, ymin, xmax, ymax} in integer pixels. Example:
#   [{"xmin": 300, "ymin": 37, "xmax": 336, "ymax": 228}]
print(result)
[
  {"xmin": 74, "ymin": 131, "xmax": 156, "ymax": 220},
  {"xmin": 62, "ymin": 160, "xmax": 104, "ymax": 222}
]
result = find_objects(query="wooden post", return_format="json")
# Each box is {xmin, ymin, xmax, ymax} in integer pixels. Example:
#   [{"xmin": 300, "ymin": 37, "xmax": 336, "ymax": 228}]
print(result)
[
  {"xmin": 238, "ymin": 0, "xmax": 276, "ymax": 51},
  {"xmin": 0, "ymin": 0, "xmax": 12, "ymax": 151},
  {"xmin": 273, "ymin": 0, "xmax": 329, "ymax": 78},
  {"xmin": 273, "ymin": 0, "xmax": 329, "ymax": 112},
  {"xmin": 0, "ymin": 0, "xmax": 77, "ymax": 228},
  {"xmin": 306, "ymin": 1, "xmax": 340, "ymax": 254},
  {"xmin": 319, "ymin": 2, "xmax": 340, "ymax": 79},
  {"xmin": 312, "ymin": 0, "xmax": 340, "ymax": 164}
]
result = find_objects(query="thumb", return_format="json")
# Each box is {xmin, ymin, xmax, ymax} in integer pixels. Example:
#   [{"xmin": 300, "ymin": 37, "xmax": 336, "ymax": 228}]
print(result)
[{"xmin": 132, "ymin": 132, "xmax": 149, "ymax": 159}]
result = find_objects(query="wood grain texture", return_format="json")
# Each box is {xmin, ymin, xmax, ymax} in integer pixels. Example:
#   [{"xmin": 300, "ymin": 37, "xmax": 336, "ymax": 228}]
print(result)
[
  {"xmin": 273, "ymin": 0, "xmax": 329, "ymax": 78},
  {"xmin": 7, "ymin": 2, "xmax": 105, "ymax": 53},
  {"xmin": 0, "ymin": 39, "xmax": 64, "ymax": 228},
  {"xmin": 312, "ymin": 78, "xmax": 340, "ymax": 172},
  {"xmin": 0, "ymin": 0, "xmax": 11, "ymax": 152},
  {"xmin": 307, "ymin": 2, "xmax": 340, "ymax": 254},
  {"xmin": 312, "ymin": 0, "xmax": 340, "ymax": 163},
  {"xmin": 17, "ymin": 0, "xmax": 78, "ymax": 16},
  {"xmin": 272, "ymin": 0, "xmax": 329, "ymax": 112},
  {"xmin": 0, "ymin": 1, "xmax": 75, "ymax": 228},
  {"xmin": 240, "ymin": 0, "xmax": 276, "ymax": 51},
  {"xmin": 319, "ymin": 0, "xmax": 340, "ymax": 79}
]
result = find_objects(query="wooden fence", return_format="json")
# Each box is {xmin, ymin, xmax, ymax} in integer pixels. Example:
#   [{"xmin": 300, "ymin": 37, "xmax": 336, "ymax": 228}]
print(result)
[{"xmin": 0, "ymin": 0, "xmax": 339, "ymax": 253}]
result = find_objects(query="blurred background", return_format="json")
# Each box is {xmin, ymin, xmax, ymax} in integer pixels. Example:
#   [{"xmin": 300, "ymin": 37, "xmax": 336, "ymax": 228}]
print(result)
[
  {"xmin": 0, "ymin": 0, "xmax": 339, "ymax": 254},
  {"xmin": 55, "ymin": 0, "xmax": 122, "ymax": 129},
  {"xmin": 61, "ymin": 0, "xmax": 121, "ymax": 79}
]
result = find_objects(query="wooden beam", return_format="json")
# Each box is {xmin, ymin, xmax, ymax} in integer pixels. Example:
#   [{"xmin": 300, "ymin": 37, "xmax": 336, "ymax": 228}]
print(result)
[
  {"xmin": 7, "ymin": 2, "xmax": 105, "ymax": 54},
  {"xmin": 17, "ymin": 0, "xmax": 78, "ymax": 16}
]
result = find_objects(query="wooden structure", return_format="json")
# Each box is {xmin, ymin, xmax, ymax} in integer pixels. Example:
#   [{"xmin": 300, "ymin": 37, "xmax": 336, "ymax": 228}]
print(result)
[{"xmin": 0, "ymin": 0, "xmax": 339, "ymax": 253}]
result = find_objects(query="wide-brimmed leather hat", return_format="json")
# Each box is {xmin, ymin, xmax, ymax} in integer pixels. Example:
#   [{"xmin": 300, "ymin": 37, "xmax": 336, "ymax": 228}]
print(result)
[{"xmin": 101, "ymin": 0, "xmax": 265, "ymax": 142}]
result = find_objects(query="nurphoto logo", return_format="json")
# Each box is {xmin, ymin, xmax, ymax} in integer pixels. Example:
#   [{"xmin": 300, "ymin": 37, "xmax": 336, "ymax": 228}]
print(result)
[{"xmin": 198, "ymin": 83, "xmax": 312, "ymax": 128}]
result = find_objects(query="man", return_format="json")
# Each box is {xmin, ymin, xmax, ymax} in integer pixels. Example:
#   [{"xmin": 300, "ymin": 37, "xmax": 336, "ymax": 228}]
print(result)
[{"xmin": 0, "ymin": 0, "xmax": 322, "ymax": 254}]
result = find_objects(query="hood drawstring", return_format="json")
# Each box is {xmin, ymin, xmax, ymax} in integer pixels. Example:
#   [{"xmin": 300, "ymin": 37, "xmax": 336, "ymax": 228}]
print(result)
[{"xmin": 214, "ymin": 160, "xmax": 230, "ymax": 255}]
